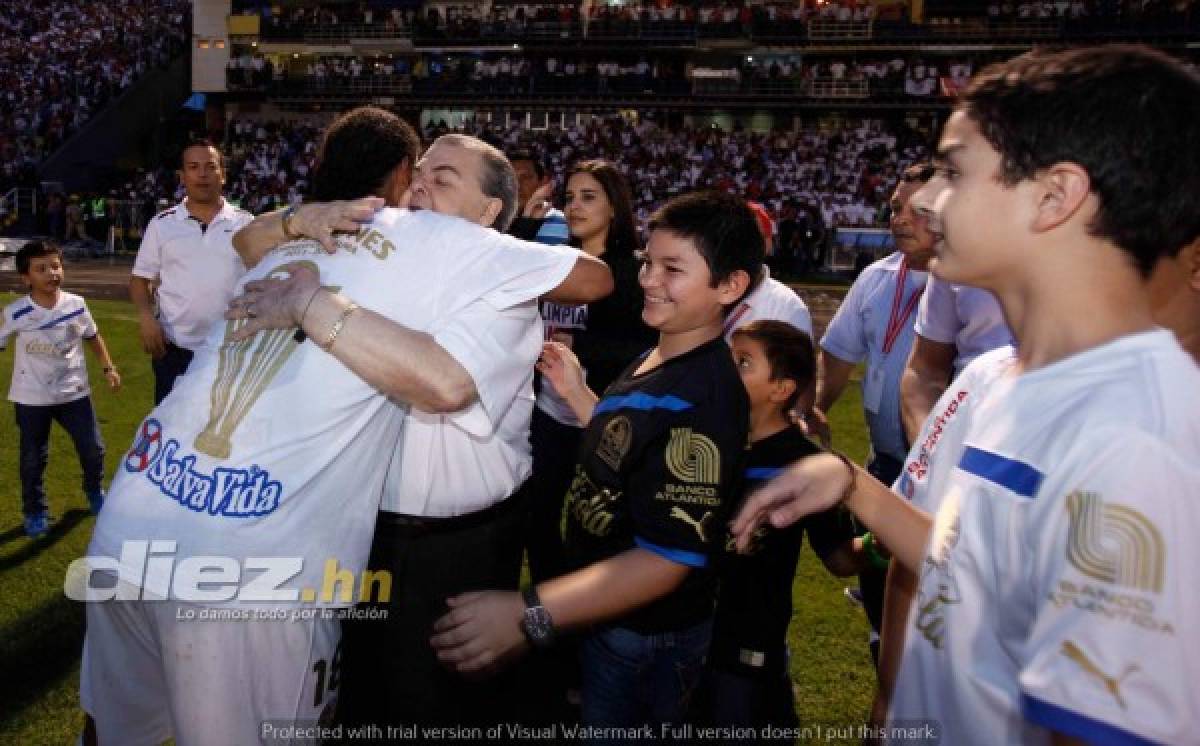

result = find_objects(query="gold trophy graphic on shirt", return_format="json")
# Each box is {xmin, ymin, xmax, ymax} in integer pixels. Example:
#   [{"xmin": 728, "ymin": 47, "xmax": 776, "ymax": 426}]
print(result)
[{"xmin": 195, "ymin": 261, "xmax": 333, "ymax": 459}]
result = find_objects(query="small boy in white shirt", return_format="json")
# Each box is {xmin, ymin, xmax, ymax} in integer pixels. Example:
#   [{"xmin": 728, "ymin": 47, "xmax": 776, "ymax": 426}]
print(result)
[{"xmin": 0, "ymin": 241, "xmax": 120, "ymax": 537}]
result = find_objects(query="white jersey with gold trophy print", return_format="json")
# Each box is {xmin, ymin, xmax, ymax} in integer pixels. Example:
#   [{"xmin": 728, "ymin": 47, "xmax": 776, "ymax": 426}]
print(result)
[
  {"xmin": 87, "ymin": 208, "xmax": 579, "ymax": 608},
  {"xmin": 888, "ymin": 330, "xmax": 1200, "ymax": 746}
]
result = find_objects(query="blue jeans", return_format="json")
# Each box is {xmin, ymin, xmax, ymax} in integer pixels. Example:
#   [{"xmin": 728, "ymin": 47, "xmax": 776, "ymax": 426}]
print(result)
[
  {"xmin": 15, "ymin": 396, "xmax": 105, "ymax": 517},
  {"xmin": 580, "ymin": 619, "xmax": 712, "ymax": 740}
]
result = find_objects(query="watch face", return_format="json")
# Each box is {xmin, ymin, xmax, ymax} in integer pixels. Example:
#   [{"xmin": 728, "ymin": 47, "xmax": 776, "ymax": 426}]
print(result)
[{"xmin": 523, "ymin": 606, "xmax": 554, "ymax": 645}]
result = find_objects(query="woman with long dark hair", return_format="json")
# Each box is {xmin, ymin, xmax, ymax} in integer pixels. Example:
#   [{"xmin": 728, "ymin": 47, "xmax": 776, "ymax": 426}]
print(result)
[{"xmin": 524, "ymin": 159, "xmax": 654, "ymax": 585}]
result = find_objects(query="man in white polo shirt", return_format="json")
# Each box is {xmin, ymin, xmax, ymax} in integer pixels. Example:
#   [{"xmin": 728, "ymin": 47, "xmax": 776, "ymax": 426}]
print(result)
[{"xmin": 131, "ymin": 140, "xmax": 253, "ymax": 404}]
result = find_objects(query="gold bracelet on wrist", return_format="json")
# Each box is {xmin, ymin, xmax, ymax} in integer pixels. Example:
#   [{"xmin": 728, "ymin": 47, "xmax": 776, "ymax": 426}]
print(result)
[
  {"xmin": 281, "ymin": 205, "xmax": 301, "ymax": 241},
  {"xmin": 320, "ymin": 302, "xmax": 359, "ymax": 352}
]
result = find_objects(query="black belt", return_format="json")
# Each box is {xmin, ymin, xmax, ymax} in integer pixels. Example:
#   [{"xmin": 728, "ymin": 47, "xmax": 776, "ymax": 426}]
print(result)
[{"xmin": 376, "ymin": 492, "xmax": 522, "ymax": 538}]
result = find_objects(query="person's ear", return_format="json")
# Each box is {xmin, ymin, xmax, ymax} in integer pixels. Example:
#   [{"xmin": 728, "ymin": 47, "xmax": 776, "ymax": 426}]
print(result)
[
  {"xmin": 1031, "ymin": 162, "xmax": 1091, "ymax": 234},
  {"xmin": 717, "ymin": 269, "xmax": 751, "ymax": 307},
  {"xmin": 480, "ymin": 197, "xmax": 503, "ymax": 228},
  {"xmin": 1183, "ymin": 238, "xmax": 1200, "ymax": 293}
]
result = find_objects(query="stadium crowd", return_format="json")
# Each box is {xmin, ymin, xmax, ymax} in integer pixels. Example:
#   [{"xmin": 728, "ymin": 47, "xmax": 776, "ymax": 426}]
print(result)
[
  {"xmin": 209, "ymin": 114, "xmax": 930, "ymax": 235},
  {"xmin": 240, "ymin": 49, "xmax": 974, "ymax": 100},
  {"xmin": 234, "ymin": 0, "xmax": 1200, "ymax": 41},
  {"xmin": 0, "ymin": 1, "xmax": 190, "ymax": 192}
]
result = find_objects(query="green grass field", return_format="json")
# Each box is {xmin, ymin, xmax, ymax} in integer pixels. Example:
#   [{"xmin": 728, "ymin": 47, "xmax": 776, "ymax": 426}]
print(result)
[{"xmin": 0, "ymin": 292, "xmax": 875, "ymax": 745}]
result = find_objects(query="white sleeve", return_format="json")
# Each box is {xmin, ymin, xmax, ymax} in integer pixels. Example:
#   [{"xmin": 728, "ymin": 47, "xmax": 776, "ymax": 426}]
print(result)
[
  {"xmin": 784, "ymin": 296, "xmax": 813, "ymax": 339},
  {"xmin": 1017, "ymin": 432, "xmax": 1199, "ymax": 745},
  {"xmin": 435, "ymin": 220, "xmax": 578, "ymax": 314},
  {"xmin": 432, "ymin": 299, "xmax": 540, "ymax": 437},
  {"xmin": 79, "ymin": 300, "xmax": 98, "ymax": 339},
  {"xmin": 913, "ymin": 275, "xmax": 960, "ymax": 344},
  {"xmin": 819, "ymin": 272, "xmax": 868, "ymax": 364},
  {"xmin": 131, "ymin": 218, "xmax": 162, "ymax": 280}
]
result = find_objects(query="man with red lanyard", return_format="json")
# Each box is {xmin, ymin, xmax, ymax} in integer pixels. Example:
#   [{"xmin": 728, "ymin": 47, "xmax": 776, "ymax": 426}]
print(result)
[{"xmin": 814, "ymin": 162, "xmax": 934, "ymax": 665}]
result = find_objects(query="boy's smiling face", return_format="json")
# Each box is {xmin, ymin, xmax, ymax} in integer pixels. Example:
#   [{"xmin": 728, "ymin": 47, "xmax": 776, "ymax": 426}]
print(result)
[
  {"xmin": 638, "ymin": 228, "xmax": 737, "ymax": 334},
  {"xmin": 916, "ymin": 109, "xmax": 1039, "ymax": 290}
]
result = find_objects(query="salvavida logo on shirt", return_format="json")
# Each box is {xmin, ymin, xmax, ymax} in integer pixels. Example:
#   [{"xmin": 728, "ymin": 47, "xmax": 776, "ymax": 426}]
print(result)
[{"xmin": 125, "ymin": 418, "xmax": 283, "ymax": 517}]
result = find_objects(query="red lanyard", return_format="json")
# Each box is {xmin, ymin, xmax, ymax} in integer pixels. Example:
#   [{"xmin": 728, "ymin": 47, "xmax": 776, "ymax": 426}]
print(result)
[
  {"xmin": 722, "ymin": 302, "xmax": 751, "ymax": 336},
  {"xmin": 882, "ymin": 261, "xmax": 923, "ymax": 355}
]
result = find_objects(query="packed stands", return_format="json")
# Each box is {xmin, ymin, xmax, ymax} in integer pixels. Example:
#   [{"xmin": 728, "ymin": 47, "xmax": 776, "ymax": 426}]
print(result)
[{"xmin": 0, "ymin": 1, "xmax": 190, "ymax": 192}]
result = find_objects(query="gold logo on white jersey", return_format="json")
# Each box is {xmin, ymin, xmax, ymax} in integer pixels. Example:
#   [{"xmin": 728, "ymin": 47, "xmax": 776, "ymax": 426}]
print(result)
[
  {"xmin": 1066, "ymin": 491, "xmax": 1164, "ymax": 593},
  {"xmin": 195, "ymin": 261, "xmax": 326, "ymax": 459},
  {"xmin": 670, "ymin": 506, "xmax": 713, "ymax": 543},
  {"xmin": 1061, "ymin": 640, "xmax": 1140, "ymax": 709},
  {"xmin": 665, "ymin": 428, "xmax": 720, "ymax": 484}
]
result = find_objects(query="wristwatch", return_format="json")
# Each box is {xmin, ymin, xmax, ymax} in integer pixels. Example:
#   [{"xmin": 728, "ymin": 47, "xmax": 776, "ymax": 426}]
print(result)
[{"xmin": 520, "ymin": 585, "xmax": 555, "ymax": 649}]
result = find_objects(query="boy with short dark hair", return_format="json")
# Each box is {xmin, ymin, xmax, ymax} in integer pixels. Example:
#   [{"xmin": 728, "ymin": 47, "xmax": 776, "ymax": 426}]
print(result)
[
  {"xmin": 430, "ymin": 191, "xmax": 764, "ymax": 729},
  {"xmin": 1, "ymin": 241, "xmax": 120, "ymax": 537},
  {"xmin": 733, "ymin": 45, "xmax": 1200, "ymax": 744},
  {"xmin": 704, "ymin": 320, "xmax": 858, "ymax": 733}
]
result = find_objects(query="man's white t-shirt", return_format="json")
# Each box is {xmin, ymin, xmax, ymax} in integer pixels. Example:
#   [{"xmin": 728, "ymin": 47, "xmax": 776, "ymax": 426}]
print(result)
[
  {"xmin": 914, "ymin": 275, "xmax": 1014, "ymax": 374},
  {"xmin": 1, "ymin": 292, "xmax": 98, "ymax": 406},
  {"xmin": 381, "ymin": 298, "xmax": 545, "ymax": 516},
  {"xmin": 889, "ymin": 330, "xmax": 1200, "ymax": 745},
  {"xmin": 132, "ymin": 199, "xmax": 254, "ymax": 351},
  {"xmin": 88, "ymin": 209, "xmax": 578, "ymax": 608},
  {"xmin": 723, "ymin": 269, "xmax": 813, "ymax": 341}
]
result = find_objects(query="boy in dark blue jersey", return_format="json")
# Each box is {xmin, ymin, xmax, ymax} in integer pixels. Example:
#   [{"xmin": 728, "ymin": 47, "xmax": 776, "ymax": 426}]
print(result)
[
  {"xmin": 703, "ymin": 320, "xmax": 858, "ymax": 733},
  {"xmin": 431, "ymin": 191, "xmax": 763, "ymax": 732}
]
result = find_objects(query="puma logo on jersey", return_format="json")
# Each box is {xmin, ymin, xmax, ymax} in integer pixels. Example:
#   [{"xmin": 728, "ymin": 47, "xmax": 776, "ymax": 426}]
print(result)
[
  {"xmin": 670, "ymin": 506, "xmax": 713, "ymax": 542},
  {"xmin": 1061, "ymin": 640, "xmax": 1140, "ymax": 709}
]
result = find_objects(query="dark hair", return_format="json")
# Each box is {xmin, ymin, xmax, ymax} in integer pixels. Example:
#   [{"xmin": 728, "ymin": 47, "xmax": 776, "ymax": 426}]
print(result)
[
  {"xmin": 507, "ymin": 148, "xmax": 546, "ymax": 181},
  {"xmin": 732, "ymin": 320, "xmax": 815, "ymax": 412},
  {"xmin": 310, "ymin": 107, "xmax": 421, "ymax": 202},
  {"xmin": 179, "ymin": 139, "xmax": 223, "ymax": 170},
  {"xmin": 647, "ymin": 190, "xmax": 765, "ymax": 302},
  {"xmin": 566, "ymin": 160, "xmax": 639, "ymax": 258},
  {"xmin": 16, "ymin": 240, "xmax": 62, "ymax": 275},
  {"xmin": 960, "ymin": 44, "xmax": 1200, "ymax": 276},
  {"xmin": 433, "ymin": 134, "xmax": 519, "ymax": 231}
]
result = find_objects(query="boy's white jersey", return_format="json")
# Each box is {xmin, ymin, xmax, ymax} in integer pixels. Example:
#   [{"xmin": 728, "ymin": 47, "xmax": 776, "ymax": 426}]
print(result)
[
  {"xmin": 889, "ymin": 329, "xmax": 1200, "ymax": 745},
  {"xmin": 0, "ymin": 292, "xmax": 97, "ymax": 405},
  {"xmin": 893, "ymin": 344, "xmax": 1017, "ymax": 509},
  {"xmin": 87, "ymin": 208, "xmax": 578, "ymax": 608}
]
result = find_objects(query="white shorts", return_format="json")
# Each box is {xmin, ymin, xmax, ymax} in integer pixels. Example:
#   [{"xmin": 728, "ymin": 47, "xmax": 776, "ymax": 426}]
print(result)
[{"xmin": 81, "ymin": 590, "xmax": 341, "ymax": 746}]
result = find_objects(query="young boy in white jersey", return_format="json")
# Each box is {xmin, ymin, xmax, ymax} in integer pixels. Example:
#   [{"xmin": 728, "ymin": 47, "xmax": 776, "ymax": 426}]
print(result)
[
  {"xmin": 0, "ymin": 241, "xmax": 120, "ymax": 537},
  {"xmin": 733, "ymin": 45, "xmax": 1200, "ymax": 744}
]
